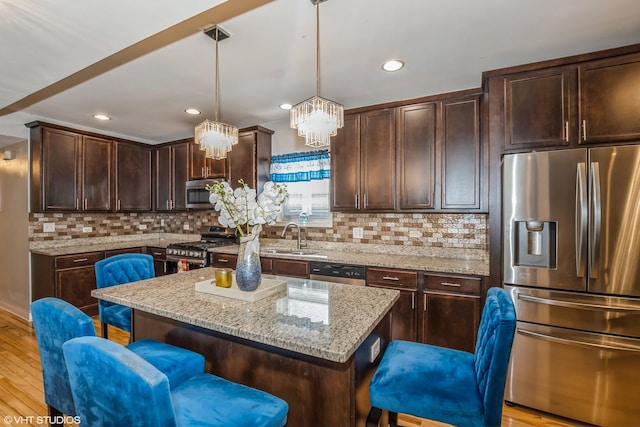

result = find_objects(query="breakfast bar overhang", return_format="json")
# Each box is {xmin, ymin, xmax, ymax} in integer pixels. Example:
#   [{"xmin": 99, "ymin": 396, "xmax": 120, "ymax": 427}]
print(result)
[{"xmin": 92, "ymin": 268, "xmax": 399, "ymax": 427}]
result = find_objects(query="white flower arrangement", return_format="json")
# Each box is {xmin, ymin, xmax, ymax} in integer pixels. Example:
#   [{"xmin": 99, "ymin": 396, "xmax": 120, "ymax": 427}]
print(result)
[{"xmin": 207, "ymin": 179, "xmax": 288, "ymax": 237}]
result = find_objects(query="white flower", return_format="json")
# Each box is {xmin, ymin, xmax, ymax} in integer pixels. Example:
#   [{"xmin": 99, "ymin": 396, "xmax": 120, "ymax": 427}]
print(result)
[{"xmin": 208, "ymin": 179, "xmax": 288, "ymax": 237}]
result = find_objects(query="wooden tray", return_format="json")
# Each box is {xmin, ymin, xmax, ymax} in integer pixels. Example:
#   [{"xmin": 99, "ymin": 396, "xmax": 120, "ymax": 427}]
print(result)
[{"xmin": 195, "ymin": 274, "xmax": 287, "ymax": 302}]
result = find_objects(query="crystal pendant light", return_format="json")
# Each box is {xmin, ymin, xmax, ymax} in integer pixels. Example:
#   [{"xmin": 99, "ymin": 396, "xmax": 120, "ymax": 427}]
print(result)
[
  {"xmin": 290, "ymin": 0, "xmax": 344, "ymax": 147},
  {"xmin": 195, "ymin": 26, "xmax": 238, "ymax": 160}
]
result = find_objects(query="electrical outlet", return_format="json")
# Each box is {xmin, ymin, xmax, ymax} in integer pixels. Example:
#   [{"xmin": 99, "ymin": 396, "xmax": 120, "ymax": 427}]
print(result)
[
  {"xmin": 43, "ymin": 223, "xmax": 55, "ymax": 233},
  {"xmin": 369, "ymin": 337, "xmax": 381, "ymax": 363},
  {"xmin": 183, "ymin": 224, "xmax": 190, "ymax": 230},
  {"xmin": 353, "ymin": 227, "xmax": 364, "ymax": 239},
  {"xmin": 161, "ymin": 219, "xmax": 165, "ymax": 226},
  {"xmin": 138, "ymin": 224, "xmax": 147, "ymax": 230},
  {"xmin": 82, "ymin": 226, "xmax": 92, "ymax": 233}
]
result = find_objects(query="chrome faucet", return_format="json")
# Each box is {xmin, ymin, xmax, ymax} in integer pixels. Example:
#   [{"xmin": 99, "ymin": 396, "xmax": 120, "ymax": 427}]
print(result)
[{"xmin": 281, "ymin": 222, "xmax": 307, "ymax": 250}]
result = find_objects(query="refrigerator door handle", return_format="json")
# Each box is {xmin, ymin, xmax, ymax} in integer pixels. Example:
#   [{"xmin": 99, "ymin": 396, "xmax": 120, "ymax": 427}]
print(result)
[
  {"xmin": 517, "ymin": 328, "xmax": 640, "ymax": 353},
  {"xmin": 589, "ymin": 162, "xmax": 602, "ymax": 278},
  {"xmin": 575, "ymin": 162, "xmax": 587, "ymax": 277},
  {"xmin": 518, "ymin": 292, "xmax": 640, "ymax": 312}
]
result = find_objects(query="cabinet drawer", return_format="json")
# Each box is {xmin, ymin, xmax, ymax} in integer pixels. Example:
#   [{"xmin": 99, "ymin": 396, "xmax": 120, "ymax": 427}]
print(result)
[
  {"xmin": 273, "ymin": 259, "xmax": 309, "ymax": 278},
  {"xmin": 210, "ymin": 253, "xmax": 237, "ymax": 268},
  {"xmin": 147, "ymin": 247, "xmax": 166, "ymax": 260},
  {"xmin": 424, "ymin": 274, "xmax": 481, "ymax": 295},
  {"xmin": 367, "ymin": 268, "xmax": 417, "ymax": 289},
  {"xmin": 55, "ymin": 252, "xmax": 102, "ymax": 269},
  {"xmin": 104, "ymin": 247, "xmax": 143, "ymax": 258}
]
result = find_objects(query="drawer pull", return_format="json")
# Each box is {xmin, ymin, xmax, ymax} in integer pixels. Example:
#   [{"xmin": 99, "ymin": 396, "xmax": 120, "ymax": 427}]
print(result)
[
  {"xmin": 441, "ymin": 281, "xmax": 461, "ymax": 287},
  {"xmin": 72, "ymin": 258, "xmax": 89, "ymax": 263},
  {"xmin": 152, "ymin": 252, "xmax": 163, "ymax": 256},
  {"xmin": 382, "ymin": 276, "xmax": 400, "ymax": 281},
  {"xmin": 217, "ymin": 259, "xmax": 229, "ymax": 263}
]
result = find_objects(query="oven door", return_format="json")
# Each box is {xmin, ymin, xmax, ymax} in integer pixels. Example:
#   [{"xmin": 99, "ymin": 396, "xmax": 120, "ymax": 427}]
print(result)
[
  {"xmin": 166, "ymin": 256, "xmax": 207, "ymax": 273},
  {"xmin": 186, "ymin": 179, "xmax": 219, "ymax": 209}
]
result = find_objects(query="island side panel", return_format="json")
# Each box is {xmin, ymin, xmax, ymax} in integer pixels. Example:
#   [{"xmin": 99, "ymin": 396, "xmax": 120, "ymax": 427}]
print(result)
[{"xmin": 133, "ymin": 310, "xmax": 390, "ymax": 427}]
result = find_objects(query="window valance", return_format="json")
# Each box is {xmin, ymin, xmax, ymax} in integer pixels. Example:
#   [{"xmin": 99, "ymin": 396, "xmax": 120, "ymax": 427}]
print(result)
[{"xmin": 270, "ymin": 149, "xmax": 330, "ymax": 183}]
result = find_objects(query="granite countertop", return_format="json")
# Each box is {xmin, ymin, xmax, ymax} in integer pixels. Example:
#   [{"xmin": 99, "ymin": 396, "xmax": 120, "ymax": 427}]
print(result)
[
  {"xmin": 29, "ymin": 233, "xmax": 199, "ymax": 256},
  {"xmin": 215, "ymin": 239, "xmax": 490, "ymax": 276},
  {"xmin": 91, "ymin": 268, "xmax": 399, "ymax": 363}
]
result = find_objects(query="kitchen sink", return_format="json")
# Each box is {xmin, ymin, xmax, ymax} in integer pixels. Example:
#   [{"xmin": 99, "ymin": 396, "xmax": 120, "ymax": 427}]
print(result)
[{"xmin": 262, "ymin": 249, "xmax": 328, "ymax": 259}]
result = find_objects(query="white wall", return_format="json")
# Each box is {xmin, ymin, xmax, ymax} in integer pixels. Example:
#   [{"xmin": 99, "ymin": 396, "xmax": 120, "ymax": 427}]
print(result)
[
  {"xmin": 0, "ymin": 140, "xmax": 30, "ymax": 319},
  {"xmin": 265, "ymin": 118, "xmax": 326, "ymax": 155}
]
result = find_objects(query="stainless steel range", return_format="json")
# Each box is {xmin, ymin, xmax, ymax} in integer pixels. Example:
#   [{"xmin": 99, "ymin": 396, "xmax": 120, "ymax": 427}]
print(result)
[{"xmin": 166, "ymin": 226, "xmax": 237, "ymax": 270}]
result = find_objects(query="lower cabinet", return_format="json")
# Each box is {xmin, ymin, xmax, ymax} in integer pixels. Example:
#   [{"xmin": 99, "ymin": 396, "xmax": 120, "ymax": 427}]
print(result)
[
  {"xmin": 32, "ymin": 252, "xmax": 105, "ymax": 315},
  {"xmin": 146, "ymin": 247, "xmax": 167, "ymax": 277},
  {"xmin": 209, "ymin": 253, "xmax": 309, "ymax": 279},
  {"xmin": 420, "ymin": 273, "xmax": 481, "ymax": 352},
  {"xmin": 367, "ymin": 267, "xmax": 418, "ymax": 342}
]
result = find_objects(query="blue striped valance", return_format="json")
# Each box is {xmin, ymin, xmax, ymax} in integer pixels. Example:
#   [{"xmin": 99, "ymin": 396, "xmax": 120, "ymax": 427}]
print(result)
[{"xmin": 270, "ymin": 149, "xmax": 330, "ymax": 183}]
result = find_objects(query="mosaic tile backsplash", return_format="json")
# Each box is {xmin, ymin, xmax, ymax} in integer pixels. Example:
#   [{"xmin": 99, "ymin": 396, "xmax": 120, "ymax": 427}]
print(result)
[{"xmin": 29, "ymin": 212, "xmax": 487, "ymax": 250}]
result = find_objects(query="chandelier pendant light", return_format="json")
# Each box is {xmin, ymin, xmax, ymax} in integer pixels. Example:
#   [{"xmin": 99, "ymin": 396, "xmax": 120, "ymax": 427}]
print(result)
[
  {"xmin": 195, "ymin": 26, "xmax": 238, "ymax": 160},
  {"xmin": 290, "ymin": 0, "xmax": 344, "ymax": 148}
]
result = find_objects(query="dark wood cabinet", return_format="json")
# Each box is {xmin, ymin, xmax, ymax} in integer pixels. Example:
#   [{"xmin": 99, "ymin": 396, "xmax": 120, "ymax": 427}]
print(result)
[
  {"xmin": 103, "ymin": 247, "xmax": 143, "ymax": 258},
  {"xmin": 331, "ymin": 109, "xmax": 395, "ymax": 211},
  {"xmin": 272, "ymin": 259, "xmax": 309, "ymax": 278},
  {"xmin": 397, "ymin": 103, "xmax": 437, "ymax": 210},
  {"xmin": 209, "ymin": 253, "xmax": 237, "ymax": 269},
  {"xmin": 503, "ymin": 67, "xmax": 576, "ymax": 150},
  {"xmin": 32, "ymin": 252, "xmax": 104, "ymax": 315},
  {"xmin": 367, "ymin": 267, "xmax": 418, "ymax": 342},
  {"xmin": 155, "ymin": 141, "xmax": 189, "ymax": 211},
  {"xmin": 420, "ymin": 273, "xmax": 481, "ymax": 353},
  {"xmin": 114, "ymin": 141, "xmax": 152, "ymax": 211},
  {"xmin": 188, "ymin": 139, "xmax": 227, "ymax": 180},
  {"xmin": 227, "ymin": 126, "xmax": 273, "ymax": 192},
  {"xmin": 146, "ymin": 247, "xmax": 167, "ymax": 277},
  {"xmin": 29, "ymin": 124, "xmax": 112, "ymax": 212},
  {"xmin": 441, "ymin": 96, "xmax": 481, "ymax": 209},
  {"xmin": 579, "ymin": 53, "xmax": 640, "ymax": 144}
]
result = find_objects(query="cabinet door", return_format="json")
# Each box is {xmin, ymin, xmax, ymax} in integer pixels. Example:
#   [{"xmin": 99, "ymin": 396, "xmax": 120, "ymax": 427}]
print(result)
[
  {"xmin": 504, "ymin": 67, "xmax": 575, "ymax": 149},
  {"xmin": 147, "ymin": 247, "xmax": 167, "ymax": 276},
  {"xmin": 172, "ymin": 143, "xmax": 189, "ymax": 210},
  {"xmin": 189, "ymin": 140, "xmax": 227, "ymax": 179},
  {"xmin": 441, "ymin": 97, "xmax": 481, "ymax": 209},
  {"xmin": 369, "ymin": 284, "xmax": 417, "ymax": 342},
  {"xmin": 155, "ymin": 146, "xmax": 172, "ymax": 211},
  {"xmin": 82, "ymin": 136, "xmax": 112, "ymax": 211},
  {"xmin": 228, "ymin": 132, "xmax": 256, "ymax": 188},
  {"xmin": 42, "ymin": 127, "xmax": 81, "ymax": 210},
  {"xmin": 331, "ymin": 114, "xmax": 361, "ymax": 210},
  {"xmin": 421, "ymin": 292, "xmax": 480, "ymax": 352},
  {"xmin": 56, "ymin": 266, "xmax": 99, "ymax": 314},
  {"xmin": 115, "ymin": 142, "xmax": 152, "ymax": 211},
  {"xmin": 361, "ymin": 108, "xmax": 396, "ymax": 210},
  {"xmin": 397, "ymin": 103, "xmax": 437, "ymax": 210},
  {"xmin": 273, "ymin": 259, "xmax": 309, "ymax": 278},
  {"xmin": 580, "ymin": 54, "xmax": 640, "ymax": 143}
]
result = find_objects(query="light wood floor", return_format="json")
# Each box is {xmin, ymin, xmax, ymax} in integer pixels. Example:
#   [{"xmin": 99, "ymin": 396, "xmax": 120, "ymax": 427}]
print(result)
[{"xmin": 0, "ymin": 307, "xmax": 585, "ymax": 427}]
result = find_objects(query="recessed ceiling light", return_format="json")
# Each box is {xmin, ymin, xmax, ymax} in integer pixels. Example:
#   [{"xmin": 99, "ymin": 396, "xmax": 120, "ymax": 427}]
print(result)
[
  {"xmin": 93, "ymin": 114, "xmax": 111, "ymax": 121},
  {"xmin": 382, "ymin": 59, "xmax": 405, "ymax": 72},
  {"xmin": 185, "ymin": 108, "xmax": 201, "ymax": 115},
  {"xmin": 279, "ymin": 103, "xmax": 293, "ymax": 110}
]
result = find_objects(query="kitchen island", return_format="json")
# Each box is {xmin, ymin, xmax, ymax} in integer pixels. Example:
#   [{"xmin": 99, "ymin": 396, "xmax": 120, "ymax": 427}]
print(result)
[{"xmin": 92, "ymin": 268, "xmax": 399, "ymax": 427}]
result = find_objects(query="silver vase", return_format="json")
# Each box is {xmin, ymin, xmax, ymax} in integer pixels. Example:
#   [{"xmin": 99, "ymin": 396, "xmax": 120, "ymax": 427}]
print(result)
[{"xmin": 235, "ymin": 233, "xmax": 261, "ymax": 291}]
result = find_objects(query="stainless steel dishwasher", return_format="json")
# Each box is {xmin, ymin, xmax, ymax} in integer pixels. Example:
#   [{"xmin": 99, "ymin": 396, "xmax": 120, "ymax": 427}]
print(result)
[{"xmin": 309, "ymin": 261, "xmax": 366, "ymax": 286}]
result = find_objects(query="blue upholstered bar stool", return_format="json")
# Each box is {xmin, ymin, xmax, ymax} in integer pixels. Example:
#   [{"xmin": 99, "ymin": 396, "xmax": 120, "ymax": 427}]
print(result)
[
  {"xmin": 31, "ymin": 297, "xmax": 205, "ymax": 425},
  {"xmin": 367, "ymin": 287, "xmax": 517, "ymax": 427},
  {"xmin": 63, "ymin": 336, "xmax": 289, "ymax": 427},
  {"xmin": 95, "ymin": 253, "xmax": 155, "ymax": 338}
]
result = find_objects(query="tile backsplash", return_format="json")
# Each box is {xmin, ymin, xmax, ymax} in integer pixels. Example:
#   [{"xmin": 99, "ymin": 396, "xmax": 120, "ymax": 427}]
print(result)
[{"xmin": 29, "ymin": 212, "xmax": 487, "ymax": 250}]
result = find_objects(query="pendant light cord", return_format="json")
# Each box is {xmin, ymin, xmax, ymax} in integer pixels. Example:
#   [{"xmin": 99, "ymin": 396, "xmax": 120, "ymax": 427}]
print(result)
[
  {"xmin": 316, "ymin": 0, "xmax": 320, "ymax": 97},
  {"xmin": 215, "ymin": 27, "xmax": 220, "ymax": 122}
]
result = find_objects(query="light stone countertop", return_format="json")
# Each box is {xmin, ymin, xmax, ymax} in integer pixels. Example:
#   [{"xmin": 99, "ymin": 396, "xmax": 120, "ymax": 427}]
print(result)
[{"xmin": 91, "ymin": 268, "xmax": 399, "ymax": 363}]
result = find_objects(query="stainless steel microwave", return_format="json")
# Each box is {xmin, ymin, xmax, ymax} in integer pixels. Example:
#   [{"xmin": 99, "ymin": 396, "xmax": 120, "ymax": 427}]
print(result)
[{"xmin": 185, "ymin": 179, "xmax": 220, "ymax": 209}]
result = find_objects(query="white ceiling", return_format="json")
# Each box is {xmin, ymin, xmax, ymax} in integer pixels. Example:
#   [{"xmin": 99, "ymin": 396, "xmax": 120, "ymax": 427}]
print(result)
[{"xmin": 1, "ymin": 0, "xmax": 640, "ymax": 147}]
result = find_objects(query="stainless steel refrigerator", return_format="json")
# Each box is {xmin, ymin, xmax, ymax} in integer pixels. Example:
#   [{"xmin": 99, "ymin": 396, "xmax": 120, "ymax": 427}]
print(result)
[{"xmin": 502, "ymin": 146, "xmax": 640, "ymax": 426}]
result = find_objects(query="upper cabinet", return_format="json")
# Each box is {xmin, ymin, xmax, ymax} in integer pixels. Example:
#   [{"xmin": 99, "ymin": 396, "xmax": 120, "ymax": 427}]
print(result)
[
  {"xmin": 331, "ymin": 109, "xmax": 396, "ymax": 211},
  {"xmin": 579, "ymin": 53, "xmax": 640, "ymax": 144},
  {"xmin": 227, "ymin": 126, "xmax": 273, "ymax": 192},
  {"xmin": 493, "ymin": 51, "xmax": 640, "ymax": 151},
  {"xmin": 188, "ymin": 138, "xmax": 226, "ymax": 180},
  {"xmin": 114, "ymin": 141, "xmax": 152, "ymax": 211},
  {"xmin": 154, "ymin": 141, "xmax": 189, "ymax": 211},
  {"xmin": 333, "ymin": 92, "xmax": 483, "ymax": 212},
  {"xmin": 29, "ymin": 123, "xmax": 112, "ymax": 212}
]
